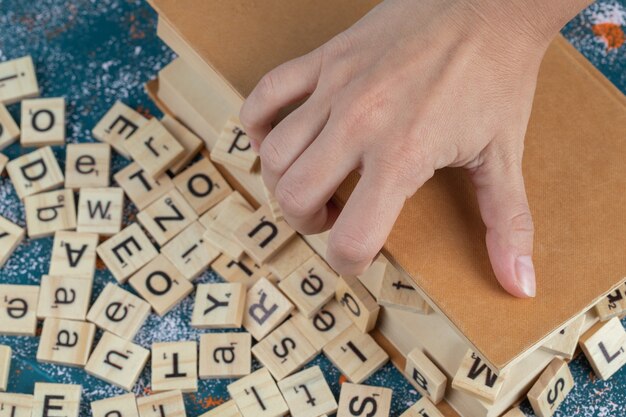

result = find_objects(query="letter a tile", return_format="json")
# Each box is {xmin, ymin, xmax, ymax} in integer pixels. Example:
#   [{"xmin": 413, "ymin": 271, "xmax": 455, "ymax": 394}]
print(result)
[
  {"xmin": 199, "ymin": 332, "xmax": 252, "ymax": 379},
  {"xmin": 36, "ymin": 318, "xmax": 96, "ymax": 367}
]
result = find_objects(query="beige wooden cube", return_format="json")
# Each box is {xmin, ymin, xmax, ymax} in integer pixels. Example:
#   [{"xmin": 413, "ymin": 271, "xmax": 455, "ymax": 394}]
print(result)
[
  {"xmin": 37, "ymin": 275, "xmax": 92, "ymax": 321},
  {"xmin": 151, "ymin": 341, "xmax": 198, "ymax": 393},
  {"xmin": 6, "ymin": 146, "xmax": 64, "ymax": 199},
  {"xmin": 36, "ymin": 318, "xmax": 96, "ymax": 367},
  {"xmin": 227, "ymin": 367, "xmax": 289, "ymax": 417},
  {"xmin": 0, "ymin": 284, "xmax": 39, "ymax": 336},
  {"xmin": 201, "ymin": 192, "xmax": 253, "ymax": 260},
  {"xmin": 173, "ymin": 157, "xmax": 232, "ymax": 215},
  {"xmin": 291, "ymin": 300, "xmax": 353, "ymax": 351},
  {"xmin": 49, "ymin": 231, "xmax": 98, "ymax": 279},
  {"xmin": 277, "ymin": 366, "xmax": 337, "ymax": 417},
  {"xmin": 323, "ymin": 325, "xmax": 389, "ymax": 384},
  {"xmin": 0, "ymin": 103, "xmax": 20, "ymax": 150},
  {"xmin": 91, "ymin": 393, "xmax": 139, "ymax": 417},
  {"xmin": 77, "ymin": 187, "xmax": 124, "ymax": 236},
  {"xmin": 92, "ymin": 101, "xmax": 148, "ymax": 158},
  {"xmin": 377, "ymin": 266, "xmax": 429, "ymax": 314},
  {"xmin": 265, "ymin": 237, "xmax": 315, "ymax": 280},
  {"xmin": 0, "ymin": 56, "xmax": 39, "ymax": 105},
  {"xmin": 199, "ymin": 332, "xmax": 251, "ymax": 379},
  {"xmin": 0, "ymin": 393, "xmax": 33, "ymax": 417},
  {"xmin": 243, "ymin": 277, "xmax": 294, "ymax": 340},
  {"xmin": 128, "ymin": 254, "xmax": 194, "ymax": 317},
  {"xmin": 579, "ymin": 316, "xmax": 626, "ymax": 380},
  {"xmin": 198, "ymin": 400, "xmax": 242, "ymax": 417},
  {"xmin": 337, "ymin": 383, "xmax": 392, "ymax": 417},
  {"xmin": 210, "ymin": 118, "xmax": 258, "ymax": 172},
  {"xmin": 404, "ymin": 348, "xmax": 447, "ymax": 404},
  {"xmin": 136, "ymin": 390, "xmax": 186, "ymax": 417},
  {"xmin": 85, "ymin": 331, "xmax": 150, "ymax": 391},
  {"xmin": 335, "ymin": 275, "xmax": 380, "ymax": 333},
  {"xmin": 86, "ymin": 282, "xmax": 151, "ymax": 340},
  {"xmin": 191, "ymin": 282, "xmax": 246, "ymax": 329},
  {"xmin": 21, "ymin": 98, "xmax": 65, "ymax": 147},
  {"xmin": 161, "ymin": 115, "xmax": 204, "ymax": 174},
  {"xmin": 24, "ymin": 189, "xmax": 76, "ymax": 238},
  {"xmin": 211, "ymin": 254, "xmax": 270, "ymax": 289},
  {"xmin": 0, "ymin": 345, "xmax": 10, "ymax": 391},
  {"xmin": 527, "ymin": 358, "xmax": 574, "ymax": 417},
  {"xmin": 451, "ymin": 349, "xmax": 505, "ymax": 405},
  {"xmin": 125, "ymin": 118, "xmax": 184, "ymax": 178},
  {"xmin": 540, "ymin": 315, "xmax": 586, "ymax": 360},
  {"xmin": 33, "ymin": 383, "xmax": 81, "ymax": 417},
  {"xmin": 113, "ymin": 162, "xmax": 173, "ymax": 210},
  {"xmin": 400, "ymin": 397, "xmax": 444, "ymax": 417},
  {"xmin": 161, "ymin": 221, "xmax": 220, "ymax": 281},
  {"xmin": 64, "ymin": 143, "xmax": 111, "ymax": 189},
  {"xmin": 137, "ymin": 189, "xmax": 197, "ymax": 246},
  {"xmin": 0, "ymin": 215, "xmax": 25, "ymax": 267},
  {"xmin": 595, "ymin": 283, "xmax": 626, "ymax": 321},
  {"xmin": 96, "ymin": 223, "xmax": 158, "ymax": 283}
]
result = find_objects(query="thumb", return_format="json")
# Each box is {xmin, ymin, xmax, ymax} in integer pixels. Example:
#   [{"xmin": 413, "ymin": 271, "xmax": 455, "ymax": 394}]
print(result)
[{"xmin": 469, "ymin": 144, "xmax": 536, "ymax": 298}]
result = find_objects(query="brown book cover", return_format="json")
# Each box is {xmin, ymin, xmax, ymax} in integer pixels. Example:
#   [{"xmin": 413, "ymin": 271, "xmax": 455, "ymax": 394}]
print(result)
[{"xmin": 149, "ymin": 0, "xmax": 626, "ymax": 372}]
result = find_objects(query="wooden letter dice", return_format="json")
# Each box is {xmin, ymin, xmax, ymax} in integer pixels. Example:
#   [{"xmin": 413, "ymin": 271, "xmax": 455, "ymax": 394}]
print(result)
[
  {"xmin": 0, "ymin": 345, "xmax": 10, "ymax": 392},
  {"xmin": 210, "ymin": 118, "xmax": 259, "ymax": 172},
  {"xmin": 0, "ymin": 56, "xmax": 39, "ymax": 105},
  {"xmin": 527, "ymin": 358, "xmax": 574, "ymax": 417},
  {"xmin": 540, "ymin": 315, "xmax": 586, "ymax": 360},
  {"xmin": 161, "ymin": 221, "xmax": 220, "ymax": 281},
  {"xmin": 198, "ymin": 400, "xmax": 242, "ymax": 417},
  {"xmin": 64, "ymin": 143, "xmax": 111, "ymax": 189},
  {"xmin": 451, "ymin": 349, "xmax": 505, "ymax": 404},
  {"xmin": 96, "ymin": 223, "xmax": 159, "ymax": 283},
  {"xmin": 20, "ymin": 97, "xmax": 65, "ymax": 147},
  {"xmin": 0, "ymin": 284, "xmax": 39, "ymax": 336},
  {"xmin": 579, "ymin": 316, "xmax": 626, "ymax": 380},
  {"xmin": 335, "ymin": 275, "xmax": 380, "ymax": 333},
  {"xmin": 227, "ymin": 367, "xmax": 289, "ymax": 417},
  {"xmin": 86, "ymin": 283, "xmax": 151, "ymax": 340},
  {"xmin": 136, "ymin": 390, "xmax": 186, "ymax": 417},
  {"xmin": 199, "ymin": 332, "xmax": 252, "ymax": 379},
  {"xmin": 0, "ymin": 215, "xmax": 25, "ymax": 267},
  {"xmin": 337, "ymin": 383, "xmax": 392, "ymax": 417},
  {"xmin": 24, "ymin": 189, "xmax": 76, "ymax": 239},
  {"xmin": 173, "ymin": 157, "xmax": 232, "ymax": 214},
  {"xmin": 404, "ymin": 348, "xmax": 447, "ymax": 404},
  {"xmin": 243, "ymin": 277, "xmax": 294, "ymax": 340},
  {"xmin": 0, "ymin": 103, "xmax": 20, "ymax": 150},
  {"xmin": 92, "ymin": 101, "xmax": 148, "ymax": 158},
  {"xmin": 595, "ymin": 283, "xmax": 626, "ymax": 321},
  {"xmin": 234, "ymin": 205, "xmax": 296, "ymax": 263},
  {"xmin": 6, "ymin": 146, "xmax": 64, "ymax": 199},
  {"xmin": 377, "ymin": 266, "xmax": 429, "ymax": 314},
  {"xmin": 0, "ymin": 393, "xmax": 33, "ymax": 417},
  {"xmin": 85, "ymin": 331, "xmax": 150, "ymax": 391},
  {"xmin": 77, "ymin": 187, "xmax": 124, "ymax": 236},
  {"xmin": 192, "ymin": 283, "xmax": 246, "ymax": 329},
  {"xmin": 151, "ymin": 341, "xmax": 198, "ymax": 393},
  {"xmin": 37, "ymin": 275, "xmax": 92, "ymax": 322},
  {"xmin": 291, "ymin": 300, "xmax": 353, "ymax": 351},
  {"xmin": 33, "ymin": 383, "xmax": 81, "ymax": 417},
  {"xmin": 36, "ymin": 318, "xmax": 96, "ymax": 367},
  {"xmin": 265, "ymin": 236, "xmax": 315, "ymax": 280},
  {"xmin": 91, "ymin": 393, "xmax": 139, "ymax": 417},
  {"xmin": 161, "ymin": 115, "xmax": 203, "ymax": 174},
  {"xmin": 125, "ymin": 118, "xmax": 184, "ymax": 178},
  {"xmin": 113, "ymin": 162, "xmax": 173, "ymax": 210},
  {"xmin": 49, "ymin": 231, "xmax": 98, "ymax": 279},
  {"xmin": 400, "ymin": 397, "xmax": 444, "ymax": 417},
  {"xmin": 137, "ymin": 189, "xmax": 198, "ymax": 246},
  {"xmin": 277, "ymin": 366, "xmax": 338, "ymax": 417},
  {"xmin": 211, "ymin": 254, "xmax": 270, "ymax": 289}
]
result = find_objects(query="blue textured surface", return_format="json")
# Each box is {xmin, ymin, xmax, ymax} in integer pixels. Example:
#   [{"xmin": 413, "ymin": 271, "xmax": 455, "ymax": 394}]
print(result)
[{"xmin": 0, "ymin": 1, "xmax": 624, "ymax": 416}]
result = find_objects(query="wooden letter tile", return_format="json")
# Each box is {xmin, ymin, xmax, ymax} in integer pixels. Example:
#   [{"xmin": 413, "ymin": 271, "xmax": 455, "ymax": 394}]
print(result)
[
  {"xmin": 65, "ymin": 143, "xmax": 111, "ymax": 189},
  {"xmin": 201, "ymin": 192, "xmax": 254, "ymax": 260},
  {"xmin": 161, "ymin": 115, "xmax": 203, "ymax": 174},
  {"xmin": 0, "ymin": 345, "xmax": 10, "ymax": 392},
  {"xmin": 37, "ymin": 275, "xmax": 92, "ymax": 321},
  {"xmin": 227, "ymin": 367, "xmax": 289, "ymax": 417},
  {"xmin": 76, "ymin": 187, "xmax": 124, "ymax": 236},
  {"xmin": 291, "ymin": 300, "xmax": 354, "ymax": 351},
  {"xmin": 114, "ymin": 162, "xmax": 174, "ymax": 210},
  {"xmin": 96, "ymin": 223, "xmax": 159, "ymax": 283},
  {"xmin": 335, "ymin": 275, "xmax": 380, "ymax": 333},
  {"xmin": 0, "ymin": 284, "xmax": 39, "ymax": 336},
  {"xmin": 323, "ymin": 325, "xmax": 389, "ymax": 384},
  {"xmin": 0, "ymin": 216, "xmax": 25, "ymax": 267},
  {"xmin": 0, "ymin": 56, "xmax": 39, "ymax": 105},
  {"xmin": 92, "ymin": 101, "xmax": 148, "ymax": 158},
  {"xmin": 21, "ymin": 97, "xmax": 65, "ymax": 147},
  {"xmin": 404, "ymin": 348, "xmax": 447, "ymax": 404},
  {"xmin": 595, "ymin": 283, "xmax": 626, "ymax": 321},
  {"xmin": 199, "ymin": 400, "xmax": 242, "ymax": 417},
  {"xmin": 337, "ymin": 383, "xmax": 392, "ymax": 417},
  {"xmin": 252, "ymin": 318, "xmax": 318, "ymax": 380},
  {"xmin": 36, "ymin": 318, "xmax": 96, "ymax": 367},
  {"xmin": 191, "ymin": 282, "xmax": 246, "ymax": 329},
  {"xmin": 49, "ymin": 231, "xmax": 98, "ymax": 278},
  {"xmin": 6, "ymin": 146, "xmax": 64, "ymax": 199},
  {"xmin": 400, "ymin": 397, "xmax": 444, "ymax": 417},
  {"xmin": 0, "ymin": 103, "xmax": 20, "ymax": 150},
  {"xmin": 243, "ymin": 277, "xmax": 294, "ymax": 340},
  {"xmin": 377, "ymin": 266, "xmax": 429, "ymax": 314},
  {"xmin": 33, "ymin": 383, "xmax": 81, "ymax": 417},
  {"xmin": 125, "ymin": 118, "xmax": 184, "ymax": 178},
  {"xmin": 86, "ymin": 282, "xmax": 151, "ymax": 340},
  {"xmin": 234, "ymin": 205, "xmax": 296, "ymax": 264},
  {"xmin": 210, "ymin": 118, "xmax": 259, "ymax": 172},
  {"xmin": 24, "ymin": 189, "xmax": 76, "ymax": 239},
  {"xmin": 579, "ymin": 316, "xmax": 626, "ymax": 380},
  {"xmin": 137, "ymin": 189, "xmax": 198, "ymax": 246},
  {"xmin": 129, "ymin": 254, "xmax": 194, "ymax": 317},
  {"xmin": 451, "ymin": 349, "xmax": 505, "ymax": 404},
  {"xmin": 85, "ymin": 331, "xmax": 150, "ymax": 391},
  {"xmin": 199, "ymin": 332, "xmax": 251, "ymax": 379},
  {"xmin": 0, "ymin": 393, "xmax": 33, "ymax": 417},
  {"xmin": 152, "ymin": 341, "xmax": 198, "ymax": 393},
  {"xmin": 211, "ymin": 254, "xmax": 271, "ymax": 289},
  {"xmin": 136, "ymin": 390, "xmax": 186, "ymax": 417},
  {"xmin": 265, "ymin": 237, "xmax": 315, "ymax": 280},
  {"xmin": 540, "ymin": 315, "xmax": 586, "ymax": 360},
  {"xmin": 527, "ymin": 358, "xmax": 574, "ymax": 417},
  {"xmin": 277, "ymin": 366, "xmax": 337, "ymax": 417},
  {"xmin": 173, "ymin": 157, "xmax": 232, "ymax": 215},
  {"xmin": 161, "ymin": 221, "xmax": 220, "ymax": 281},
  {"xmin": 501, "ymin": 408, "xmax": 526, "ymax": 417},
  {"xmin": 91, "ymin": 393, "xmax": 139, "ymax": 417},
  {"xmin": 279, "ymin": 255, "xmax": 338, "ymax": 318}
]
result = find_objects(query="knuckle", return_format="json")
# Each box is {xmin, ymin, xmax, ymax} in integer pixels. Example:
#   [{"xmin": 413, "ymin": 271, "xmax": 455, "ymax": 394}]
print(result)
[
  {"xmin": 274, "ymin": 180, "xmax": 312, "ymax": 218},
  {"xmin": 508, "ymin": 210, "xmax": 534, "ymax": 235},
  {"xmin": 256, "ymin": 70, "xmax": 280, "ymax": 100},
  {"xmin": 328, "ymin": 229, "xmax": 374, "ymax": 267},
  {"xmin": 259, "ymin": 140, "xmax": 284, "ymax": 176}
]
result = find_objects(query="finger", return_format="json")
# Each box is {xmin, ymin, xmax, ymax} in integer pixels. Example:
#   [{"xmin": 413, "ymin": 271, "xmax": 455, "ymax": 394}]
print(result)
[
  {"xmin": 240, "ymin": 50, "xmax": 322, "ymax": 148},
  {"xmin": 259, "ymin": 93, "xmax": 330, "ymax": 191},
  {"xmin": 273, "ymin": 121, "xmax": 360, "ymax": 234},
  {"xmin": 469, "ymin": 144, "xmax": 536, "ymax": 298},
  {"xmin": 326, "ymin": 164, "xmax": 431, "ymax": 276}
]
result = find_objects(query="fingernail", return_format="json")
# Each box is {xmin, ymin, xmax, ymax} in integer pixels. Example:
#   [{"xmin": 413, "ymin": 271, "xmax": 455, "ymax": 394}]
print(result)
[{"xmin": 515, "ymin": 255, "xmax": 536, "ymax": 298}]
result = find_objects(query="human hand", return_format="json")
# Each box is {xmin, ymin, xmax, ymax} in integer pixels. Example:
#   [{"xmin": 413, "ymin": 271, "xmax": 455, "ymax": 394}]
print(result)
[{"xmin": 240, "ymin": 0, "xmax": 592, "ymax": 298}]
